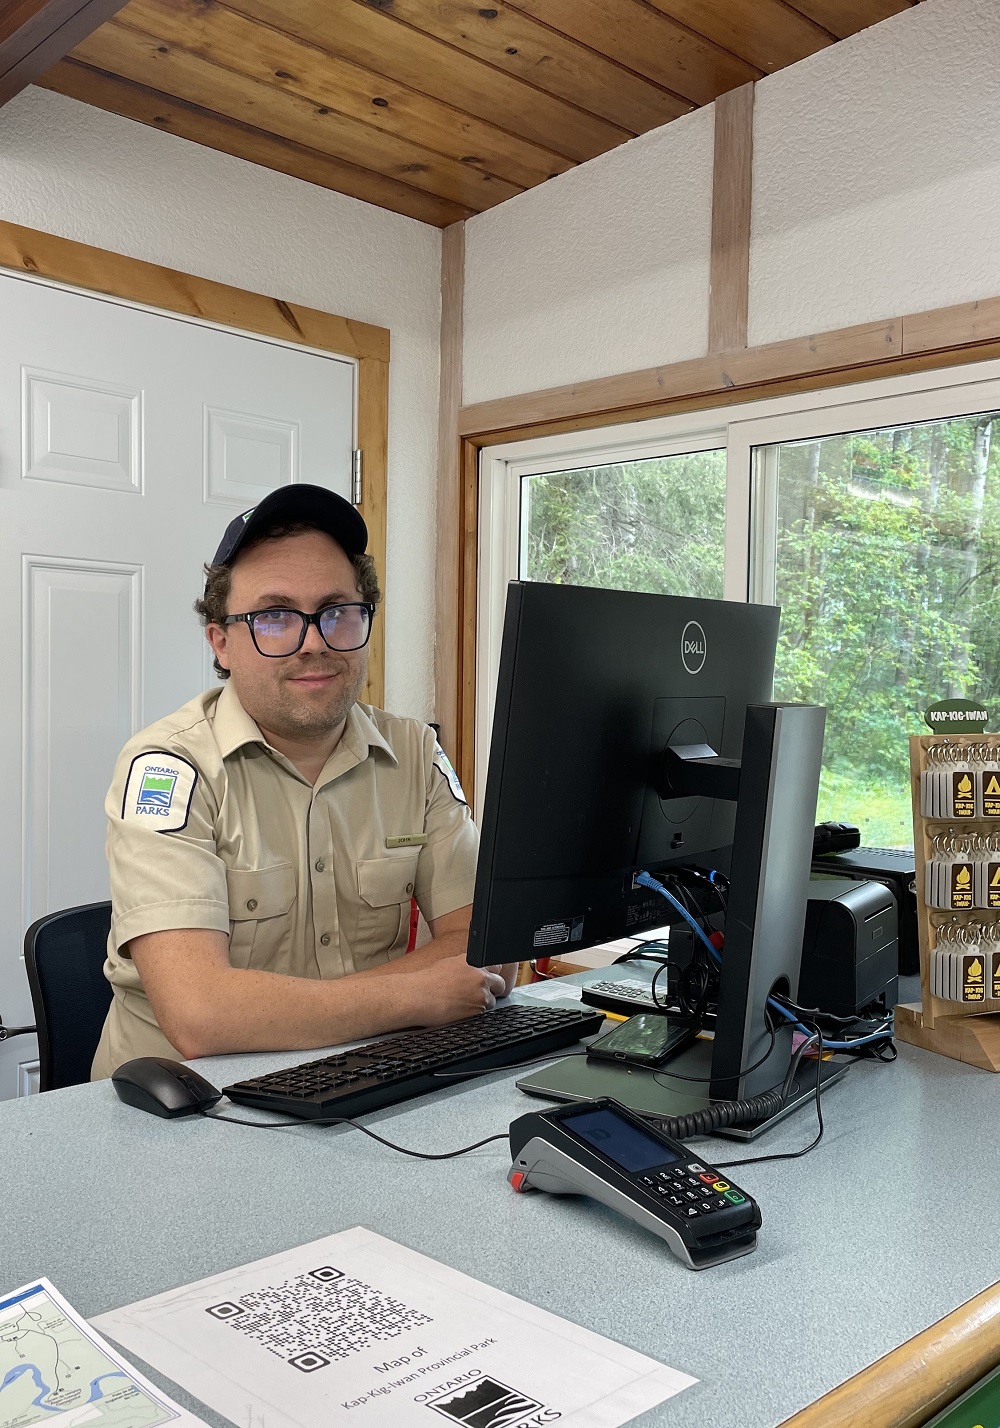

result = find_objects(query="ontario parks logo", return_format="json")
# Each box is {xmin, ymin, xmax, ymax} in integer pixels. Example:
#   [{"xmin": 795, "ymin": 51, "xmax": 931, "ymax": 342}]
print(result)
[
  {"xmin": 135, "ymin": 768, "xmax": 178, "ymax": 817},
  {"xmin": 681, "ymin": 620, "xmax": 707, "ymax": 675},
  {"xmin": 425, "ymin": 1375, "xmax": 558, "ymax": 1428}
]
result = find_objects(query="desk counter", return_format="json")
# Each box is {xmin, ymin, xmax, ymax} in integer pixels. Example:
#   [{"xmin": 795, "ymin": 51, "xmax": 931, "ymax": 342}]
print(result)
[{"xmin": 2, "ymin": 997, "xmax": 998, "ymax": 1427}]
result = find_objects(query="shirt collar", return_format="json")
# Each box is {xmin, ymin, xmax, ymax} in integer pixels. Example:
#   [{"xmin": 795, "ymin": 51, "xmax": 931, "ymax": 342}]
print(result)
[
  {"xmin": 341, "ymin": 703, "xmax": 399, "ymax": 767},
  {"xmin": 212, "ymin": 681, "xmax": 398, "ymax": 770},
  {"xmin": 212, "ymin": 680, "xmax": 266, "ymax": 758}
]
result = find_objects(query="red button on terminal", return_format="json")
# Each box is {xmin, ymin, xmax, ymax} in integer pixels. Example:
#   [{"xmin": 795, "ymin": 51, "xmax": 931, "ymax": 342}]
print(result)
[{"xmin": 510, "ymin": 1171, "xmax": 527, "ymax": 1191}]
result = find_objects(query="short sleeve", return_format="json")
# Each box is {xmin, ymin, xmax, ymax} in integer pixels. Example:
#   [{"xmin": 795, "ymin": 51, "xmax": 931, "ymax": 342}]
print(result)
[
  {"xmin": 106, "ymin": 744, "xmax": 230, "ymax": 953},
  {"xmin": 412, "ymin": 740, "xmax": 479, "ymax": 923}
]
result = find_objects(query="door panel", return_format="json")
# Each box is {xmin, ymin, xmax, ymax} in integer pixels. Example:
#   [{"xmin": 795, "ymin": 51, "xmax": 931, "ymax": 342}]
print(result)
[{"xmin": 0, "ymin": 271, "xmax": 356, "ymax": 1097}]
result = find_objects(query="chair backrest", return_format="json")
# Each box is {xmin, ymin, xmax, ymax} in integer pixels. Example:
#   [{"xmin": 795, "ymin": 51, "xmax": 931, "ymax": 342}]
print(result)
[{"xmin": 23, "ymin": 902, "xmax": 113, "ymax": 1091}]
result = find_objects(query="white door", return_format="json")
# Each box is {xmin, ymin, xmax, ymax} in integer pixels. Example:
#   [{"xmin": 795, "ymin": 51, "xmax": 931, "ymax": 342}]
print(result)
[{"xmin": 0, "ymin": 269, "xmax": 356, "ymax": 1098}]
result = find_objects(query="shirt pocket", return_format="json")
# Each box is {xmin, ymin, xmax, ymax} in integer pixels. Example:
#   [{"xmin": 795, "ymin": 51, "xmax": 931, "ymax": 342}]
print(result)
[
  {"xmin": 226, "ymin": 863, "xmax": 296, "ymax": 970},
  {"xmin": 355, "ymin": 852, "xmax": 419, "ymax": 965}
]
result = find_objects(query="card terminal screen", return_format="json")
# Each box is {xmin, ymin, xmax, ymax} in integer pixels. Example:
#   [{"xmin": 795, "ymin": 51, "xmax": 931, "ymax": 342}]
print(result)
[{"xmin": 561, "ymin": 1107, "xmax": 680, "ymax": 1173}]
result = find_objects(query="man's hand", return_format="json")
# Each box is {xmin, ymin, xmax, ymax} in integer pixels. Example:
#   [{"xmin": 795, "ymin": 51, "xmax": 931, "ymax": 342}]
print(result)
[
  {"xmin": 369, "ymin": 904, "xmax": 518, "ymax": 995},
  {"xmin": 400, "ymin": 959, "xmax": 508, "ymax": 1026}
]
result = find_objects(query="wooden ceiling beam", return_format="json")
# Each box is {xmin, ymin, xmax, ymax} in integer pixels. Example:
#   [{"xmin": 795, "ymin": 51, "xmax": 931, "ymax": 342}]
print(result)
[
  {"xmin": 226, "ymin": 0, "xmax": 631, "ymax": 164},
  {"xmin": 0, "ymin": 0, "xmax": 129, "ymax": 104},
  {"xmin": 347, "ymin": 0, "xmax": 692, "ymax": 134},
  {"xmin": 640, "ymin": 0, "xmax": 835, "ymax": 73},
  {"xmin": 506, "ymin": 0, "xmax": 760, "ymax": 105},
  {"xmin": 71, "ymin": 18, "xmax": 524, "ymax": 211},
  {"xmin": 38, "ymin": 59, "xmax": 474, "ymax": 225},
  {"xmin": 118, "ymin": 0, "xmax": 572, "ymax": 192}
]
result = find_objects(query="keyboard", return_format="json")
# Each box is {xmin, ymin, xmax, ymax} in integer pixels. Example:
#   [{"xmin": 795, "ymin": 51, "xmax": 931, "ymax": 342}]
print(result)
[
  {"xmin": 581, "ymin": 979, "xmax": 675, "ymax": 1017},
  {"xmin": 223, "ymin": 1004, "xmax": 605, "ymax": 1120},
  {"xmin": 581, "ymin": 979, "xmax": 715, "ymax": 1027}
]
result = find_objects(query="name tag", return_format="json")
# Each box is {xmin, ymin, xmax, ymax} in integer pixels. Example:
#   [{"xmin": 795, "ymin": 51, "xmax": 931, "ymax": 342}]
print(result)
[{"xmin": 385, "ymin": 834, "xmax": 428, "ymax": 848}]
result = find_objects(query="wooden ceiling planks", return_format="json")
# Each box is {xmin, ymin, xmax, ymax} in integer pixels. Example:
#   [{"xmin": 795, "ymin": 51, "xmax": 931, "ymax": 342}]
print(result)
[
  {"xmin": 118, "ymin": 0, "xmax": 571, "ymax": 190},
  {"xmin": 785, "ymin": 0, "xmax": 916, "ymax": 39},
  {"xmin": 71, "ymin": 16, "xmax": 524, "ymax": 209},
  {"xmin": 506, "ymin": 0, "xmax": 761, "ymax": 105},
  {"xmin": 641, "ymin": 0, "xmax": 836, "ymax": 73},
  {"xmin": 361, "ymin": 0, "xmax": 693, "ymax": 133},
  {"xmin": 41, "ymin": 58, "xmax": 474, "ymax": 223},
  {"xmin": 27, "ymin": 0, "xmax": 922, "ymax": 225},
  {"xmin": 223, "ymin": 0, "xmax": 634, "ymax": 163}
]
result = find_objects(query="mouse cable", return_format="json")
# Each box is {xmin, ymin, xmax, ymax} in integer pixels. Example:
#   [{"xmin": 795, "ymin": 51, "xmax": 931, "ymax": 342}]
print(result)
[{"xmin": 200, "ymin": 1106, "xmax": 508, "ymax": 1160}]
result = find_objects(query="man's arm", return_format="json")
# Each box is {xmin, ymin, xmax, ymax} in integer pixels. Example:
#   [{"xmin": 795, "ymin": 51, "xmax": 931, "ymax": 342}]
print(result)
[
  {"xmin": 129, "ymin": 928, "xmax": 507, "ymax": 1060},
  {"xmin": 364, "ymin": 904, "xmax": 518, "ymax": 996}
]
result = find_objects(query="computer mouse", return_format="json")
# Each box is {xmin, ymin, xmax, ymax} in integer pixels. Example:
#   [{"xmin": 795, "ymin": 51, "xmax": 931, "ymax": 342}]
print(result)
[{"xmin": 112, "ymin": 1057, "xmax": 222, "ymax": 1118}]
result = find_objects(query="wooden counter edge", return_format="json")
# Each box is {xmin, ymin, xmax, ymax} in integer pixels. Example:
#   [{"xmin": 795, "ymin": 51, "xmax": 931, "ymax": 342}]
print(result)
[{"xmin": 779, "ymin": 1278, "xmax": 1000, "ymax": 1428}]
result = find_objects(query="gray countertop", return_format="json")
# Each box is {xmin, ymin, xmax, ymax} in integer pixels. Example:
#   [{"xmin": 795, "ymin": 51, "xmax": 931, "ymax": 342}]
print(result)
[{"xmin": 2, "ymin": 986, "xmax": 996, "ymax": 1428}]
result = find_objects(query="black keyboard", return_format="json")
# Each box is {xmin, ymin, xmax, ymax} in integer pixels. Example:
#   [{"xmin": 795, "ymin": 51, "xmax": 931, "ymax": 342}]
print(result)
[{"xmin": 223, "ymin": 1004, "xmax": 605, "ymax": 1120}]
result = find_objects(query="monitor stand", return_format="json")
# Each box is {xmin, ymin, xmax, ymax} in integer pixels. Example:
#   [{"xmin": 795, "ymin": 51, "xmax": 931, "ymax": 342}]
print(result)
[{"xmin": 516, "ymin": 1038, "xmax": 849, "ymax": 1142}]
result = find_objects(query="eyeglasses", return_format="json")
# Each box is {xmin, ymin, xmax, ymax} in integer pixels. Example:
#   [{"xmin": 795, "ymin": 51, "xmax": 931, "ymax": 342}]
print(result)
[{"xmin": 222, "ymin": 603, "xmax": 376, "ymax": 657}]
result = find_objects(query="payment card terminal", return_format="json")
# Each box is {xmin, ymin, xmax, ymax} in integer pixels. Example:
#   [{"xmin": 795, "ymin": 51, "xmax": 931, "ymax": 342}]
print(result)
[{"xmin": 508, "ymin": 1097, "xmax": 760, "ymax": 1269}]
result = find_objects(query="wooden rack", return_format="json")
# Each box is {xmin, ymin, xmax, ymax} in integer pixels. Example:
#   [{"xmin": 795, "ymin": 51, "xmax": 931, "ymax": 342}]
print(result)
[{"xmin": 895, "ymin": 733, "xmax": 1000, "ymax": 1070}]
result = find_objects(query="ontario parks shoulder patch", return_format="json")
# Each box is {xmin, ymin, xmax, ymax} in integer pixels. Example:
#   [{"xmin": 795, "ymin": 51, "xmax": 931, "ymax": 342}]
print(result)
[
  {"xmin": 432, "ymin": 744, "xmax": 468, "ymax": 805},
  {"xmin": 121, "ymin": 752, "xmax": 198, "ymax": 832}
]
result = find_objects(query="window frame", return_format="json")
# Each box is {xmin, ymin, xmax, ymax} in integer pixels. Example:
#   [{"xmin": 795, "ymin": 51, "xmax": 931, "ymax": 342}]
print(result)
[{"xmin": 476, "ymin": 354, "xmax": 1000, "ymax": 814}]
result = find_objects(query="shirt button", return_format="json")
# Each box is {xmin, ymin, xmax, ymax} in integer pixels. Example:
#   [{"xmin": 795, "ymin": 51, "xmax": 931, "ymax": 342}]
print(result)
[
  {"xmin": 247, "ymin": 898, "xmax": 258, "ymax": 912},
  {"xmin": 320, "ymin": 932, "xmax": 331, "ymax": 946},
  {"xmin": 315, "ymin": 858, "xmax": 325, "ymax": 872},
  {"xmin": 405, "ymin": 882, "xmax": 414, "ymax": 895}
]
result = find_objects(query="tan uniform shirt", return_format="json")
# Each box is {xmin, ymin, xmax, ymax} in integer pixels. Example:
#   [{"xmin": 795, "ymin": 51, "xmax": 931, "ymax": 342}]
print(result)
[{"xmin": 91, "ymin": 682, "xmax": 478, "ymax": 1079}]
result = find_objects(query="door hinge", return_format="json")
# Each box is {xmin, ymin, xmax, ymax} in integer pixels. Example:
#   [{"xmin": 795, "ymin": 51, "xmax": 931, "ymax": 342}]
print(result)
[{"xmin": 352, "ymin": 449, "xmax": 363, "ymax": 505}]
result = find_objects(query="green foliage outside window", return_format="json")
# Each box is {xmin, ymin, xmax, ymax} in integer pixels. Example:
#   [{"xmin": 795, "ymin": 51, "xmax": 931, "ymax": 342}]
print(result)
[
  {"xmin": 521, "ymin": 451, "xmax": 726, "ymax": 598},
  {"xmin": 519, "ymin": 416, "xmax": 1000, "ymax": 846},
  {"xmin": 773, "ymin": 412, "xmax": 1000, "ymax": 843}
]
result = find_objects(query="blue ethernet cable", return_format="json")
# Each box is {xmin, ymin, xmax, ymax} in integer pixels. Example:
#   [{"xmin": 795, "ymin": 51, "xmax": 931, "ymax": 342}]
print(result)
[{"xmin": 634, "ymin": 870, "xmax": 893, "ymax": 1052}]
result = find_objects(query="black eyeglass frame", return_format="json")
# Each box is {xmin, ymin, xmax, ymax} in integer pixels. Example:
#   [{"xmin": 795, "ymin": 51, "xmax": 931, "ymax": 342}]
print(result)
[{"xmin": 221, "ymin": 602, "xmax": 377, "ymax": 657}]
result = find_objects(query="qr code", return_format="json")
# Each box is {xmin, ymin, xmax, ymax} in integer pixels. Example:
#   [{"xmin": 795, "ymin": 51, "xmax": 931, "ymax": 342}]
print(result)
[{"xmin": 205, "ymin": 1267, "xmax": 432, "ymax": 1369}]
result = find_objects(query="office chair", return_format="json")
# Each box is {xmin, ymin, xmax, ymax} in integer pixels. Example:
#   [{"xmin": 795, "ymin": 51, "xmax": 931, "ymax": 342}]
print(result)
[{"xmin": 23, "ymin": 901, "xmax": 113, "ymax": 1092}]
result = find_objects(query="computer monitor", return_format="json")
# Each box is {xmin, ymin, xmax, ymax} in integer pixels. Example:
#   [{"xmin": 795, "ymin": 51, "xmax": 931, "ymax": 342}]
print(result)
[{"xmin": 467, "ymin": 581, "xmax": 837, "ymax": 1133}]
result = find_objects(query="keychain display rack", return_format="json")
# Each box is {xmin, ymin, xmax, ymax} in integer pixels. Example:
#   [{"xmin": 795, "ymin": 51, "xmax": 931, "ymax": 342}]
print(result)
[{"xmin": 896, "ymin": 734, "xmax": 1000, "ymax": 1070}]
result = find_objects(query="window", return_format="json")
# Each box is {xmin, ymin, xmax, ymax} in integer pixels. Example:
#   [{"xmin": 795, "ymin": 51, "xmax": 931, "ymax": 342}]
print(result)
[
  {"xmin": 478, "ymin": 358, "xmax": 1000, "ymax": 834},
  {"xmin": 519, "ymin": 451, "xmax": 726, "ymax": 598},
  {"xmin": 756, "ymin": 412, "xmax": 1000, "ymax": 845}
]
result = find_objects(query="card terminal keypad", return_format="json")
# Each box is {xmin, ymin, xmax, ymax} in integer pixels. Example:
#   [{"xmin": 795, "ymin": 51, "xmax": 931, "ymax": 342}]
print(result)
[{"xmin": 635, "ymin": 1160, "xmax": 748, "ymax": 1218}]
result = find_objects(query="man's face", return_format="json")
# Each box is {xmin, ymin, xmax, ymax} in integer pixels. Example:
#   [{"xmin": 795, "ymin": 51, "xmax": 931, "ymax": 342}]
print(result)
[{"xmin": 207, "ymin": 529, "xmax": 370, "ymax": 743}]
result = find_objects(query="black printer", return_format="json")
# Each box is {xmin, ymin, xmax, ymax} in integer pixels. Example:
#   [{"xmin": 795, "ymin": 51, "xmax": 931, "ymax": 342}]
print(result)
[{"xmin": 798, "ymin": 878, "xmax": 898, "ymax": 1017}]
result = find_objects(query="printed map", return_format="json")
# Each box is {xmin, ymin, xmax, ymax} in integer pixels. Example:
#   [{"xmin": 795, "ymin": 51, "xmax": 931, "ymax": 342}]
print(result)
[{"xmin": 0, "ymin": 1284, "xmax": 177, "ymax": 1428}]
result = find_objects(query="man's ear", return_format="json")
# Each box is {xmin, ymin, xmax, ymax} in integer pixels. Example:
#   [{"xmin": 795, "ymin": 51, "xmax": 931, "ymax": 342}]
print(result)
[{"xmin": 205, "ymin": 623, "xmax": 230, "ymax": 672}]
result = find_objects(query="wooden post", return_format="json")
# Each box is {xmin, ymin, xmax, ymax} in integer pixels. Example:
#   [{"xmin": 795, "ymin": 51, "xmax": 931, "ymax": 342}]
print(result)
[
  {"xmin": 434, "ymin": 220, "xmax": 465, "ymax": 762},
  {"xmin": 708, "ymin": 82, "xmax": 754, "ymax": 354}
]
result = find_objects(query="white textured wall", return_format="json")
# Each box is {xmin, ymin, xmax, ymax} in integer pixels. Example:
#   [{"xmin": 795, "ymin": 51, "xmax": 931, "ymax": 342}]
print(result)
[
  {"xmin": 0, "ymin": 87, "xmax": 441, "ymax": 719},
  {"xmin": 463, "ymin": 0, "xmax": 1000, "ymax": 407},
  {"xmin": 462, "ymin": 107, "xmax": 714, "ymax": 406},
  {"xmin": 750, "ymin": 0, "xmax": 1000, "ymax": 347}
]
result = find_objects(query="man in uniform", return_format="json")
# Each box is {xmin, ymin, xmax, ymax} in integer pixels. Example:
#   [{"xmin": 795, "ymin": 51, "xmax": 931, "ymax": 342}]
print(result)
[{"xmin": 91, "ymin": 484, "xmax": 513, "ymax": 1079}]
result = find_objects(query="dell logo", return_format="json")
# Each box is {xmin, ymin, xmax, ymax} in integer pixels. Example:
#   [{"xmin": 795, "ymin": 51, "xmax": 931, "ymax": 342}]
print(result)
[{"xmin": 681, "ymin": 620, "xmax": 707, "ymax": 674}]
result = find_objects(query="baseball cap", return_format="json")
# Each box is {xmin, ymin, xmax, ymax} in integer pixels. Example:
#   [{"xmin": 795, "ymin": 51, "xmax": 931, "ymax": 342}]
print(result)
[{"xmin": 212, "ymin": 484, "xmax": 368, "ymax": 567}]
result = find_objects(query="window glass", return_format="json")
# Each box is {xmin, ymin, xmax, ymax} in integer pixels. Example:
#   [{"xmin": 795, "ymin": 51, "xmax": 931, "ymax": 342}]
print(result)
[
  {"xmin": 765, "ymin": 413, "xmax": 1000, "ymax": 845},
  {"xmin": 519, "ymin": 451, "xmax": 726, "ymax": 598}
]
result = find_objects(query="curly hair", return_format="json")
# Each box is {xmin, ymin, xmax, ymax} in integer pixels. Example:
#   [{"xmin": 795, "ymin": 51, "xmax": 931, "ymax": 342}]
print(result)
[{"xmin": 194, "ymin": 520, "xmax": 382, "ymax": 680}]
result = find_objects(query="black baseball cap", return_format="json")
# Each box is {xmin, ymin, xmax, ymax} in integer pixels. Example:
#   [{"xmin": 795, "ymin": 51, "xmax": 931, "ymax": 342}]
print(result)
[{"xmin": 212, "ymin": 484, "xmax": 368, "ymax": 567}]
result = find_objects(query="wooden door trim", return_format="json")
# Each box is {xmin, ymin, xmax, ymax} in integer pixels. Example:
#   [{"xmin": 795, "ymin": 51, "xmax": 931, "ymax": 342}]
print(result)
[{"xmin": 0, "ymin": 218, "xmax": 390, "ymax": 706}]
